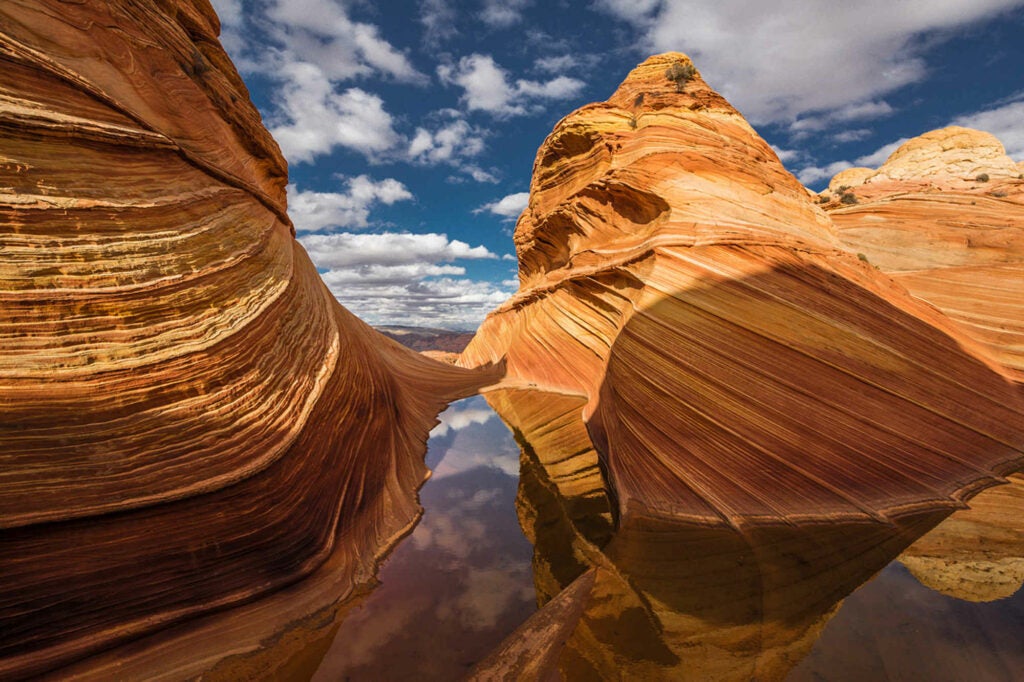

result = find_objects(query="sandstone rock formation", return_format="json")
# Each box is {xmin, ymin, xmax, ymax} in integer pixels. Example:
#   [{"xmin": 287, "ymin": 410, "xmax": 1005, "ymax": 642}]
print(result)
[
  {"xmin": 822, "ymin": 127, "xmax": 1024, "ymax": 381},
  {"xmin": 899, "ymin": 473, "xmax": 1024, "ymax": 602},
  {"xmin": 460, "ymin": 54, "xmax": 1024, "ymax": 679},
  {"xmin": 0, "ymin": 1, "xmax": 497, "ymax": 678}
]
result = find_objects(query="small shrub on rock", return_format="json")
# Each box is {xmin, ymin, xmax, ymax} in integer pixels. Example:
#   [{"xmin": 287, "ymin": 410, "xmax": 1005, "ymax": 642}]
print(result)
[
  {"xmin": 976, "ymin": 173, "xmax": 990, "ymax": 183},
  {"xmin": 665, "ymin": 62, "xmax": 696, "ymax": 92},
  {"xmin": 840, "ymin": 192, "xmax": 858, "ymax": 205}
]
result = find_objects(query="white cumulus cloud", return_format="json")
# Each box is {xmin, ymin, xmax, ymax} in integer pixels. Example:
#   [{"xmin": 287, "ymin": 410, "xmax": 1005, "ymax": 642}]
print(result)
[
  {"xmin": 288, "ymin": 176, "xmax": 413, "ymax": 233},
  {"xmin": 408, "ymin": 116, "xmax": 486, "ymax": 164},
  {"xmin": 326, "ymin": 276, "xmax": 514, "ymax": 329},
  {"xmin": 270, "ymin": 62, "xmax": 402, "ymax": 164},
  {"xmin": 300, "ymin": 232, "xmax": 499, "ymax": 268},
  {"xmin": 300, "ymin": 233, "xmax": 511, "ymax": 328},
  {"xmin": 476, "ymin": 192, "xmax": 530, "ymax": 219},
  {"xmin": 438, "ymin": 54, "xmax": 586, "ymax": 117},
  {"xmin": 430, "ymin": 402, "xmax": 497, "ymax": 437},
  {"xmin": 953, "ymin": 99, "xmax": 1024, "ymax": 160},
  {"xmin": 263, "ymin": 0, "xmax": 424, "ymax": 83}
]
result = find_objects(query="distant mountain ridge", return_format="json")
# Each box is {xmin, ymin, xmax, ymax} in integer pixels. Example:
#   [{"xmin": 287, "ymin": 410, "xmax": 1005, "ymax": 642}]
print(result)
[{"xmin": 376, "ymin": 325, "xmax": 476, "ymax": 353}]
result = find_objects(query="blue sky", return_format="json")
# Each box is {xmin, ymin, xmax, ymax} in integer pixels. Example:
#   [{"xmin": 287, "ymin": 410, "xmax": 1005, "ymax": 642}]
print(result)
[{"xmin": 212, "ymin": 0, "xmax": 1024, "ymax": 329}]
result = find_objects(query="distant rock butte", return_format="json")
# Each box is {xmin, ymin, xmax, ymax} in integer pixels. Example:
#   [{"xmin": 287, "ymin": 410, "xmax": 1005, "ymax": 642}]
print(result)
[
  {"xmin": 828, "ymin": 127, "xmax": 1023, "ymax": 193},
  {"xmin": 0, "ymin": 1, "xmax": 497, "ymax": 678},
  {"xmin": 823, "ymin": 126, "xmax": 1024, "ymax": 381},
  {"xmin": 461, "ymin": 53, "xmax": 1024, "ymax": 679}
]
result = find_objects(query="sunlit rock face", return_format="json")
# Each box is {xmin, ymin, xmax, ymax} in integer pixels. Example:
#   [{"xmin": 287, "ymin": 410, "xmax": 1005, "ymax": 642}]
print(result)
[
  {"xmin": 823, "ymin": 127, "xmax": 1024, "ymax": 381},
  {"xmin": 461, "ymin": 53, "xmax": 1024, "ymax": 680},
  {"xmin": 899, "ymin": 474, "xmax": 1024, "ymax": 603},
  {"xmin": 0, "ymin": 1, "xmax": 497, "ymax": 678}
]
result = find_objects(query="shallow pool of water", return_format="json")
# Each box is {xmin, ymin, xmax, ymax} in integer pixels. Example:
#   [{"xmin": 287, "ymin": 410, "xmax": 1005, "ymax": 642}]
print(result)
[
  {"xmin": 312, "ymin": 396, "xmax": 536, "ymax": 680},
  {"xmin": 306, "ymin": 394, "xmax": 1023, "ymax": 681}
]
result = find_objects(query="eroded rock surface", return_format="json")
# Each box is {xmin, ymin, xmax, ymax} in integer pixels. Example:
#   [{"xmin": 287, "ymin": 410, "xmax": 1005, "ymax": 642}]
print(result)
[
  {"xmin": 899, "ymin": 474, "xmax": 1024, "ymax": 602},
  {"xmin": 461, "ymin": 54, "xmax": 1024, "ymax": 680},
  {"xmin": 0, "ymin": 2, "xmax": 497, "ymax": 678},
  {"xmin": 823, "ymin": 127, "xmax": 1024, "ymax": 381}
]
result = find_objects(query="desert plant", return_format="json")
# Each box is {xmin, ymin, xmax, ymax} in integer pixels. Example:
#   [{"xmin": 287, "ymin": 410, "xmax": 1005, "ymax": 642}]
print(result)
[
  {"xmin": 817, "ymin": 195, "xmax": 829, "ymax": 204},
  {"xmin": 665, "ymin": 61, "xmax": 696, "ymax": 92},
  {"xmin": 840, "ymin": 192, "xmax": 858, "ymax": 205},
  {"xmin": 857, "ymin": 252, "xmax": 870, "ymax": 263},
  {"xmin": 976, "ymin": 173, "xmax": 990, "ymax": 183}
]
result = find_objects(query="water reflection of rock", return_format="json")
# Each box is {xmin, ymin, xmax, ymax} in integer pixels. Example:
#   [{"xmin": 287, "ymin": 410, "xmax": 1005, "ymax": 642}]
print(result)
[
  {"xmin": 898, "ymin": 473, "xmax": 1024, "ymax": 602},
  {"xmin": 311, "ymin": 397, "xmax": 535, "ymax": 681},
  {"xmin": 788, "ymin": 565, "xmax": 1024, "ymax": 681},
  {"xmin": 40, "ymin": 398, "xmax": 530, "ymax": 681},
  {"xmin": 457, "ymin": 52, "xmax": 1024, "ymax": 682},
  {"xmin": 784, "ymin": 473, "xmax": 1024, "ymax": 681},
  {"xmin": 475, "ymin": 422, "xmax": 1024, "ymax": 681},
  {"xmin": 474, "ymin": 391, "xmax": 941, "ymax": 680}
]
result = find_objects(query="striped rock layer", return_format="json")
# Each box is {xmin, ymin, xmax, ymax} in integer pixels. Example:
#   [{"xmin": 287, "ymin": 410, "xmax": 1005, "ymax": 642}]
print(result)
[
  {"xmin": 0, "ymin": 1, "xmax": 496, "ymax": 678},
  {"xmin": 899, "ymin": 473, "xmax": 1024, "ymax": 603},
  {"xmin": 460, "ymin": 54, "xmax": 1024, "ymax": 679},
  {"xmin": 823, "ymin": 126, "xmax": 1024, "ymax": 381}
]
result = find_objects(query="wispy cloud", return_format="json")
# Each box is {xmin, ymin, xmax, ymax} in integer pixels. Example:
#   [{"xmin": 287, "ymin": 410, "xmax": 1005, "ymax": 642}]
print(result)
[
  {"xmin": 480, "ymin": 0, "xmax": 532, "ymax": 27},
  {"xmin": 832, "ymin": 128, "xmax": 874, "ymax": 144},
  {"xmin": 595, "ymin": 0, "xmax": 1024, "ymax": 125},
  {"xmin": 953, "ymin": 98, "xmax": 1024, "ymax": 159},
  {"xmin": 795, "ymin": 137, "xmax": 910, "ymax": 185},
  {"xmin": 790, "ymin": 101, "xmax": 895, "ymax": 139},
  {"xmin": 419, "ymin": 0, "xmax": 459, "ymax": 47}
]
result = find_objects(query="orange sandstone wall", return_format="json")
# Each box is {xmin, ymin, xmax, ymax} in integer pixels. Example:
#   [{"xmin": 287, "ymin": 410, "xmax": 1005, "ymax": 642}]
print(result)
[
  {"xmin": 823, "ymin": 127, "xmax": 1024, "ymax": 381},
  {"xmin": 0, "ymin": 1, "xmax": 497, "ymax": 677},
  {"xmin": 461, "ymin": 53, "xmax": 1024, "ymax": 680}
]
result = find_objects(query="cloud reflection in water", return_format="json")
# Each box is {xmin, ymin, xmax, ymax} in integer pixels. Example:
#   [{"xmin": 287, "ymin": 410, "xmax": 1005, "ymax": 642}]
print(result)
[{"xmin": 313, "ymin": 397, "xmax": 533, "ymax": 681}]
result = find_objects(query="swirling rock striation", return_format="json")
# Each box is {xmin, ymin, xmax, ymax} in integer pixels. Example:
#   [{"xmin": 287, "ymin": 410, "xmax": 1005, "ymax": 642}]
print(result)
[
  {"xmin": 461, "ymin": 54, "xmax": 1024, "ymax": 679},
  {"xmin": 0, "ymin": 1, "xmax": 497, "ymax": 678},
  {"xmin": 823, "ymin": 127, "xmax": 1024, "ymax": 381}
]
